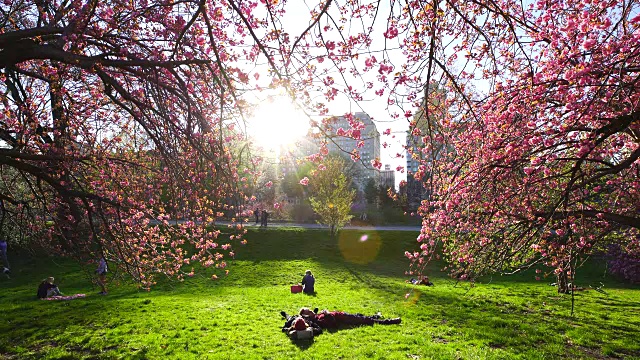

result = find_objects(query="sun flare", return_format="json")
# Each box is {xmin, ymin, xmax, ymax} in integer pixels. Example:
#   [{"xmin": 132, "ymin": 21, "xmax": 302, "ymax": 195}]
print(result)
[{"xmin": 247, "ymin": 96, "xmax": 309, "ymax": 149}]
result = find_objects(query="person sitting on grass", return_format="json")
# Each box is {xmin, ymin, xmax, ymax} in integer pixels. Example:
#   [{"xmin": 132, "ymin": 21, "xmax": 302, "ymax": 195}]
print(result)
[
  {"xmin": 37, "ymin": 277, "xmax": 63, "ymax": 299},
  {"xmin": 301, "ymin": 269, "xmax": 315, "ymax": 294},
  {"xmin": 299, "ymin": 307, "xmax": 401, "ymax": 328}
]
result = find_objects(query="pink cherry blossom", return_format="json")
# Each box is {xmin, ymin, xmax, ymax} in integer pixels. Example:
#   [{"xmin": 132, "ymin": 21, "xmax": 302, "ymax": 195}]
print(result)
[{"xmin": 384, "ymin": 26, "xmax": 399, "ymax": 39}]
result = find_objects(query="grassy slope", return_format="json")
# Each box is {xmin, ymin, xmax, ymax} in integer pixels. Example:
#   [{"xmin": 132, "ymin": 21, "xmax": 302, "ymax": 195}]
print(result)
[{"xmin": 0, "ymin": 228, "xmax": 638, "ymax": 359}]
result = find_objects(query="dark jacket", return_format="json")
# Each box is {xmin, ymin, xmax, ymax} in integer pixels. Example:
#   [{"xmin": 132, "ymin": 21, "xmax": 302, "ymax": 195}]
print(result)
[
  {"xmin": 301, "ymin": 274, "xmax": 315, "ymax": 293},
  {"xmin": 315, "ymin": 311, "xmax": 375, "ymax": 328},
  {"xmin": 281, "ymin": 314, "xmax": 322, "ymax": 334},
  {"xmin": 37, "ymin": 281, "xmax": 57, "ymax": 299}
]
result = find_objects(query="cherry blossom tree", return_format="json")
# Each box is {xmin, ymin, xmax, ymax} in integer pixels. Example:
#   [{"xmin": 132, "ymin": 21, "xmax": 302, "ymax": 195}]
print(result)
[
  {"xmin": 2, "ymin": 0, "xmax": 638, "ymax": 292},
  {"xmin": 0, "ymin": 0, "xmax": 265, "ymax": 286},
  {"xmin": 228, "ymin": 0, "xmax": 639, "ymax": 292},
  {"xmin": 393, "ymin": 0, "xmax": 640, "ymax": 292}
]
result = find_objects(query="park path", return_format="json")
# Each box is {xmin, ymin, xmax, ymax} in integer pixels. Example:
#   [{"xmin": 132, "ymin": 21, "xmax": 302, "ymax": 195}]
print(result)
[
  {"xmin": 150, "ymin": 219, "xmax": 422, "ymax": 232},
  {"xmin": 231, "ymin": 221, "xmax": 421, "ymax": 232}
]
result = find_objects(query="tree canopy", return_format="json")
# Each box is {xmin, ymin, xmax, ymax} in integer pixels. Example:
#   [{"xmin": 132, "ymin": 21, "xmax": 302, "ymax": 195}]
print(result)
[
  {"xmin": 399, "ymin": 0, "xmax": 640, "ymax": 290},
  {"xmin": 1, "ymin": 0, "xmax": 638, "ymax": 289},
  {"xmin": 0, "ymin": 0, "xmax": 258, "ymax": 286}
]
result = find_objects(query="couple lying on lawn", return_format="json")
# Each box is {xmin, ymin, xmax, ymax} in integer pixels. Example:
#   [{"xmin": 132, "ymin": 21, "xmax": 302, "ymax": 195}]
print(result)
[{"xmin": 280, "ymin": 307, "xmax": 401, "ymax": 340}]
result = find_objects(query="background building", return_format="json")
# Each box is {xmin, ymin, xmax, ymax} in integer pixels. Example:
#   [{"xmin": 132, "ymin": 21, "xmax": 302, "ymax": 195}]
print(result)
[
  {"xmin": 324, "ymin": 112, "xmax": 380, "ymax": 191},
  {"xmin": 277, "ymin": 137, "xmax": 319, "ymax": 179},
  {"xmin": 405, "ymin": 83, "xmax": 448, "ymax": 210},
  {"xmin": 405, "ymin": 132, "xmax": 429, "ymax": 210},
  {"xmin": 380, "ymin": 164, "xmax": 395, "ymax": 190},
  {"xmin": 252, "ymin": 112, "xmax": 384, "ymax": 211}
]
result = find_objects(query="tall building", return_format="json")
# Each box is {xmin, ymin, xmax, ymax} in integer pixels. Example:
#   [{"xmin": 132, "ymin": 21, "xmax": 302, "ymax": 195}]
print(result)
[
  {"xmin": 405, "ymin": 131, "xmax": 429, "ymax": 210},
  {"xmin": 405, "ymin": 83, "xmax": 447, "ymax": 210},
  {"xmin": 380, "ymin": 164, "xmax": 395, "ymax": 190},
  {"xmin": 257, "ymin": 112, "xmax": 382, "ymax": 206},
  {"xmin": 324, "ymin": 112, "xmax": 380, "ymax": 191}
]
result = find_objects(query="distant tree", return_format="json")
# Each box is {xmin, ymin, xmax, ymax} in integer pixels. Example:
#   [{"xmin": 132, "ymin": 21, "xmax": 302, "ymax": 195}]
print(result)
[
  {"xmin": 281, "ymin": 162, "xmax": 313, "ymax": 199},
  {"xmin": 378, "ymin": 185, "xmax": 396, "ymax": 208},
  {"xmin": 254, "ymin": 160, "xmax": 278, "ymax": 206},
  {"xmin": 363, "ymin": 178, "xmax": 377, "ymax": 206},
  {"xmin": 396, "ymin": 181, "xmax": 409, "ymax": 213},
  {"xmin": 308, "ymin": 157, "xmax": 355, "ymax": 237}
]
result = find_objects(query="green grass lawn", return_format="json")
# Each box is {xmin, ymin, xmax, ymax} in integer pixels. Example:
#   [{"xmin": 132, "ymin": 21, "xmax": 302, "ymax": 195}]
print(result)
[{"xmin": 1, "ymin": 228, "xmax": 639, "ymax": 359}]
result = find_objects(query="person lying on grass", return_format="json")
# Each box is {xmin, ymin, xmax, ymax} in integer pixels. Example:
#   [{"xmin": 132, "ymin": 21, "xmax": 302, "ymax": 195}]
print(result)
[
  {"xmin": 281, "ymin": 309, "xmax": 322, "ymax": 329},
  {"xmin": 282, "ymin": 316, "xmax": 323, "ymax": 340},
  {"xmin": 281, "ymin": 307, "xmax": 401, "ymax": 330},
  {"xmin": 407, "ymin": 275, "xmax": 434, "ymax": 286}
]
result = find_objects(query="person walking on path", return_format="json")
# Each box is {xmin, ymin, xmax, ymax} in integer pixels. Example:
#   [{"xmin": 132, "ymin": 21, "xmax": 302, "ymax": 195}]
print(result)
[
  {"xmin": 254, "ymin": 208, "xmax": 260, "ymax": 225},
  {"xmin": 261, "ymin": 210, "xmax": 269, "ymax": 227}
]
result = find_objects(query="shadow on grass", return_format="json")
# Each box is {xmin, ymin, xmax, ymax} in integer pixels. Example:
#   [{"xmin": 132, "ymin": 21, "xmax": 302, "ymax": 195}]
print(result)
[
  {"xmin": 288, "ymin": 337, "xmax": 316, "ymax": 350},
  {"xmin": 2, "ymin": 272, "xmax": 639, "ymax": 359},
  {"xmin": 242, "ymin": 228, "xmax": 634, "ymax": 291},
  {"xmin": 226, "ymin": 228, "xmax": 436, "ymax": 287},
  {"xmin": 3, "ymin": 229, "xmax": 639, "ymax": 359}
]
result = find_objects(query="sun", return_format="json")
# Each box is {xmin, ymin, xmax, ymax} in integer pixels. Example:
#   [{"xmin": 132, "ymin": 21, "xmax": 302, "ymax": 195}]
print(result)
[{"xmin": 247, "ymin": 95, "xmax": 310, "ymax": 149}]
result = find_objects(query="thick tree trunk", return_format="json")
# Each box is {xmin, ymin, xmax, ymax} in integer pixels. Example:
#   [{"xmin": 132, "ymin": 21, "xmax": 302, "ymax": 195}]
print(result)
[
  {"xmin": 556, "ymin": 270, "xmax": 570, "ymax": 294},
  {"xmin": 49, "ymin": 79, "xmax": 81, "ymax": 251}
]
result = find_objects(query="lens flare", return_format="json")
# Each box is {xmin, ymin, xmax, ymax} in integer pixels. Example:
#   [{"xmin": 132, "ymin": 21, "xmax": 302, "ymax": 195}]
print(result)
[
  {"xmin": 405, "ymin": 289, "xmax": 422, "ymax": 305},
  {"xmin": 338, "ymin": 231, "xmax": 381, "ymax": 265}
]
